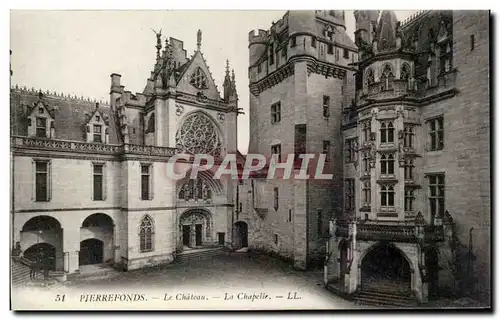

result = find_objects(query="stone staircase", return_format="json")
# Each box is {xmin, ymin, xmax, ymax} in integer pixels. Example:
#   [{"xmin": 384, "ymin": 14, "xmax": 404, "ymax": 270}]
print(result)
[
  {"xmin": 353, "ymin": 288, "xmax": 419, "ymax": 308},
  {"xmin": 11, "ymin": 259, "xmax": 65, "ymax": 290},
  {"xmin": 174, "ymin": 246, "xmax": 227, "ymax": 264},
  {"xmin": 353, "ymin": 276, "xmax": 418, "ymax": 308}
]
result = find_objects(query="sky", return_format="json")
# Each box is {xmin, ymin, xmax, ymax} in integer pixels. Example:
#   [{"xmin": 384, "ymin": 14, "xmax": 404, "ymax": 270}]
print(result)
[{"xmin": 10, "ymin": 10, "xmax": 416, "ymax": 154}]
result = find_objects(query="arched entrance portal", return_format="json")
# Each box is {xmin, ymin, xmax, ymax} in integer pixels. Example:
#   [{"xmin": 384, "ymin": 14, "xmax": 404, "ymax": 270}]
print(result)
[
  {"xmin": 79, "ymin": 239, "xmax": 104, "ymax": 265},
  {"xmin": 80, "ymin": 213, "xmax": 114, "ymax": 266},
  {"xmin": 24, "ymin": 243, "xmax": 57, "ymax": 271},
  {"xmin": 361, "ymin": 243, "xmax": 412, "ymax": 294},
  {"xmin": 178, "ymin": 209, "xmax": 212, "ymax": 251},
  {"xmin": 233, "ymin": 221, "xmax": 248, "ymax": 248},
  {"xmin": 20, "ymin": 215, "xmax": 63, "ymax": 271}
]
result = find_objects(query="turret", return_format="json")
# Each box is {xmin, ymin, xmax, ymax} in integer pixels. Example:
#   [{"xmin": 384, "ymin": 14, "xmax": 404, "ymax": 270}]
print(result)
[
  {"xmin": 354, "ymin": 10, "xmax": 379, "ymax": 47},
  {"xmin": 248, "ymin": 29, "xmax": 268, "ymax": 68}
]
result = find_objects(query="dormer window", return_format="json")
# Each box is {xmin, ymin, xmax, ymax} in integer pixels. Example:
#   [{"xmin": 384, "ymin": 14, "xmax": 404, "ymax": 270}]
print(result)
[
  {"xmin": 93, "ymin": 125, "xmax": 102, "ymax": 143},
  {"xmin": 36, "ymin": 118, "xmax": 47, "ymax": 138}
]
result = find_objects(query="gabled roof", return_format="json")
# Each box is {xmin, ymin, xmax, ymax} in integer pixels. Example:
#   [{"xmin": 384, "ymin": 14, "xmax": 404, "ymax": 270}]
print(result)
[
  {"xmin": 175, "ymin": 50, "xmax": 222, "ymax": 100},
  {"xmin": 10, "ymin": 88, "xmax": 120, "ymax": 143}
]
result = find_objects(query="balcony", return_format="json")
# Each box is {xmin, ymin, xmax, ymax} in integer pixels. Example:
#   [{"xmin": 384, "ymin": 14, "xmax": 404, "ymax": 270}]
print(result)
[
  {"xmin": 11, "ymin": 136, "xmax": 177, "ymax": 157},
  {"xmin": 357, "ymin": 224, "xmax": 415, "ymax": 242},
  {"xmin": 357, "ymin": 80, "xmax": 417, "ymax": 105},
  {"xmin": 333, "ymin": 219, "xmax": 446, "ymax": 243}
]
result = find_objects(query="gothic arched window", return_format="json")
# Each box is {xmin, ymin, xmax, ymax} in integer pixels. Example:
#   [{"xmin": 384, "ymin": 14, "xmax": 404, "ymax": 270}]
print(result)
[
  {"xmin": 380, "ymin": 185, "xmax": 395, "ymax": 208},
  {"xmin": 175, "ymin": 112, "xmax": 222, "ymax": 156},
  {"xmin": 380, "ymin": 121, "xmax": 394, "ymax": 144},
  {"xmin": 380, "ymin": 64, "xmax": 394, "ymax": 90},
  {"xmin": 190, "ymin": 67, "xmax": 208, "ymax": 89},
  {"xmin": 365, "ymin": 68, "xmax": 375, "ymax": 86},
  {"xmin": 178, "ymin": 178, "xmax": 212, "ymax": 201},
  {"xmin": 139, "ymin": 215, "xmax": 154, "ymax": 252},
  {"xmin": 381, "ymin": 153, "xmax": 395, "ymax": 175}
]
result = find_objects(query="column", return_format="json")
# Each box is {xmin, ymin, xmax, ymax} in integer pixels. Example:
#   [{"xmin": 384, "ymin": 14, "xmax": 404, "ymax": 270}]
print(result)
[{"xmin": 63, "ymin": 227, "xmax": 80, "ymax": 274}]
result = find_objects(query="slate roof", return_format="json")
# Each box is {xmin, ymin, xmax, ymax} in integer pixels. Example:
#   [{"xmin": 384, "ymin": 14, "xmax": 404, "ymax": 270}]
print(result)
[{"xmin": 10, "ymin": 89, "xmax": 121, "ymax": 144}]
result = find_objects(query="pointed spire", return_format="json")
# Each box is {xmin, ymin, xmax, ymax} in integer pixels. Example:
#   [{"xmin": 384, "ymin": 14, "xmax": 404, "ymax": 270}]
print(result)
[
  {"xmin": 197, "ymin": 29, "xmax": 202, "ymax": 51},
  {"xmin": 231, "ymin": 69, "xmax": 235, "ymax": 83},
  {"xmin": 225, "ymin": 59, "xmax": 230, "ymax": 77}
]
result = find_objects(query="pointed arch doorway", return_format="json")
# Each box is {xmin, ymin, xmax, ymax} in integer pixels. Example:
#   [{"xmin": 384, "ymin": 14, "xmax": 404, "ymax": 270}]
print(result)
[{"xmin": 178, "ymin": 209, "xmax": 213, "ymax": 251}]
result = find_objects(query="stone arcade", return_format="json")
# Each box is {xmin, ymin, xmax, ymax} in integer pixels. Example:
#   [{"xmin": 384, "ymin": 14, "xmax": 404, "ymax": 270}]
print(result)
[{"xmin": 10, "ymin": 29, "xmax": 242, "ymax": 274}]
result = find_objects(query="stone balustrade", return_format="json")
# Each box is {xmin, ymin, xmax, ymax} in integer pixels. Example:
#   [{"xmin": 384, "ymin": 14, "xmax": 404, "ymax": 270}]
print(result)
[
  {"xmin": 11, "ymin": 136, "xmax": 177, "ymax": 157},
  {"xmin": 333, "ymin": 219, "xmax": 446, "ymax": 243}
]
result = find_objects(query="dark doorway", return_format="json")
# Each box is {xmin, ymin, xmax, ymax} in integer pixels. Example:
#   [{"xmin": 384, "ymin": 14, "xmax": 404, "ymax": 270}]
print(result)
[
  {"xmin": 24, "ymin": 243, "xmax": 57, "ymax": 271},
  {"xmin": 339, "ymin": 240, "xmax": 349, "ymax": 284},
  {"xmin": 182, "ymin": 225, "xmax": 191, "ymax": 246},
  {"xmin": 426, "ymin": 247, "xmax": 439, "ymax": 299},
  {"xmin": 361, "ymin": 243, "xmax": 411, "ymax": 294},
  {"xmin": 195, "ymin": 224, "xmax": 202, "ymax": 246},
  {"xmin": 79, "ymin": 238, "xmax": 104, "ymax": 266},
  {"xmin": 218, "ymin": 233, "xmax": 225, "ymax": 245},
  {"xmin": 234, "ymin": 221, "xmax": 248, "ymax": 248}
]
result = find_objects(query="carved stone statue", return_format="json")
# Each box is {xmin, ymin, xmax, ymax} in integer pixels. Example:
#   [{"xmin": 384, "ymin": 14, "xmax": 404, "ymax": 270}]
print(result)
[{"xmin": 197, "ymin": 29, "xmax": 202, "ymax": 50}]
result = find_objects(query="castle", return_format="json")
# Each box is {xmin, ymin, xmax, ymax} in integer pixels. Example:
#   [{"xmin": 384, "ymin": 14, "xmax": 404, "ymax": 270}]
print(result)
[
  {"xmin": 242, "ymin": 10, "xmax": 490, "ymax": 304},
  {"xmin": 10, "ymin": 29, "xmax": 241, "ymax": 273},
  {"xmin": 9, "ymin": 9, "xmax": 490, "ymax": 306}
]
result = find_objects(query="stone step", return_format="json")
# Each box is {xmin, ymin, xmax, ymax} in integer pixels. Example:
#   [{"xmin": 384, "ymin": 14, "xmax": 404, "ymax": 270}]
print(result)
[
  {"xmin": 354, "ymin": 295, "xmax": 417, "ymax": 308},
  {"xmin": 175, "ymin": 247, "xmax": 226, "ymax": 263},
  {"xmin": 354, "ymin": 289, "xmax": 418, "ymax": 308}
]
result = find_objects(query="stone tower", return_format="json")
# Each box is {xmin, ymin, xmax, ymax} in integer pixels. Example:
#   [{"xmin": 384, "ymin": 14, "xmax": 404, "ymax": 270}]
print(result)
[{"xmin": 246, "ymin": 10, "xmax": 358, "ymax": 269}]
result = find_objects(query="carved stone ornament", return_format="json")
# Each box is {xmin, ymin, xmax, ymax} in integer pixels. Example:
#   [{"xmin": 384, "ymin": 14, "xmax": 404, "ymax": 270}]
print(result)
[
  {"xmin": 176, "ymin": 104, "xmax": 184, "ymax": 116},
  {"xmin": 217, "ymin": 112, "xmax": 225, "ymax": 123}
]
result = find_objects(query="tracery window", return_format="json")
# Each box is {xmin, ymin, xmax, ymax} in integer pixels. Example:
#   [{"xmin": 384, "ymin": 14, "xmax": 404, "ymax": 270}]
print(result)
[
  {"xmin": 139, "ymin": 215, "xmax": 154, "ymax": 252},
  {"xmin": 178, "ymin": 178, "xmax": 212, "ymax": 201},
  {"xmin": 380, "ymin": 185, "xmax": 395, "ymax": 209},
  {"xmin": 380, "ymin": 121, "xmax": 395, "ymax": 144},
  {"xmin": 404, "ymin": 124, "xmax": 415, "ymax": 148},
  {"xmin": 189, "ymin": 67, "xmax": 208, "ymax": 89},
  {"xmin": 404, "ymin": 189, "xmax": 415, "ymax": 212},
  {"xmin": 404, "ymin": 159, "xmax": 415, "ymax": 181},
  {"xmin": 381, "ymin": 153, "xmax": 395, "ymax": 175},
  {"xmin": 175, "ymin": 112, "xmax": 222, "ymax": 156},
  {"xmin": 380, "ymin": 65, "xmax": 395, "ymax": 90}
]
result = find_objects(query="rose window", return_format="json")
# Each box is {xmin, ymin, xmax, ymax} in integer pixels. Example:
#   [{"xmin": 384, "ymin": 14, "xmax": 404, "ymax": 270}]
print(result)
[
  {"xmin": 176, "ymin": 112, "xmax": 222, "ymax": 156},
  {"xmin": 189, "ymin": 67, "xmax": 208, "ymax": 89}
]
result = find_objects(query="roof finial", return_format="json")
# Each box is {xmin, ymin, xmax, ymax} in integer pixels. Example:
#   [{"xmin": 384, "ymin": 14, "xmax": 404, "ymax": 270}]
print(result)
[
  {"xmin": 225, "ymin": 59, "xmax": 230, "ymax": 76},
  {"xmin": 151, "ymin": 28, "xmax": 162, "ymax": 59},
  {"xmin": 197, "ymin": 29, "xmax": 202, "ymax": 50},
  {"xmin": 231, "ymin": 69, "xmax": 235, "ymax": 83}
]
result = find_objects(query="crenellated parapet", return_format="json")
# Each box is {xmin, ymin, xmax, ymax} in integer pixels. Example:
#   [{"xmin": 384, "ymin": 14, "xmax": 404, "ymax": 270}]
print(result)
[{"xmin": 10, "ymin": 85, "xmax": 110, "ymax": 106}]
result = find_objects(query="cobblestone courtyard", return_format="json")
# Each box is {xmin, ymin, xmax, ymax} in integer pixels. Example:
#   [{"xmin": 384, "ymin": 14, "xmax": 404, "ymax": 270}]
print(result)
[{"xmin": 66, "ymin": 251, "xmax": 356, "ymax": 309}]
